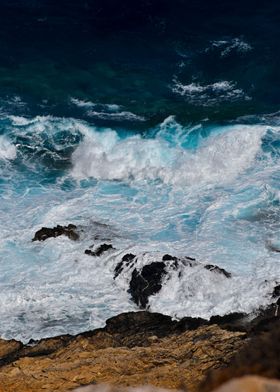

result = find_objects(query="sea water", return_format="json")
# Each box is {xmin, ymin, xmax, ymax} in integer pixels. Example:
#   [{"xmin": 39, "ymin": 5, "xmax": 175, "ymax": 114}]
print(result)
[{"xmin": 0, "ymin": 0, "xmax": 279, "ymax": 342}]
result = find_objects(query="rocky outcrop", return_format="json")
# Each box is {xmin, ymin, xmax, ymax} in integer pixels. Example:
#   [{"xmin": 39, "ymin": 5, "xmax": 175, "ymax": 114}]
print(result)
[
  {"xmin": 200, "ymin": 319, "xmax": 280, "ymax": 392},
  {"xmin": 116, "ymin": 253, "xmax": 232, "ymax": 309},
  {"xmin": 0, "ymin": 321, "xmax": 245, "ymax": 392},
  {"xmin": 32, "ymin": 224, "xmax": 79, "ymax": 241},
  {"xmin": 0, "ymin": 309, "xmax": 279, "ymax": 392}
]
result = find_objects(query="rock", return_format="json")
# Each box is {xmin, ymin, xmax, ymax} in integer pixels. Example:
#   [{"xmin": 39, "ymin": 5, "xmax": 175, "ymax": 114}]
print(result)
[
  {"xmin": 204, "ymin": 265, "xmax": 232, "ymax": 278},
  {"xmin": 0, "ymin": 322, "xmax": 245, "ymax": 392},
  {"xmin": 129, "ymin": 262, "xmax": 168, "ymax": 308},
  {"xmin": 272, "ymin": 284, "xmax": 280, "ymax": 298},
  {"xmin": 114, "ymin": 253, "xmax": 136, "ymax": 279},
  {"xmin": 103, "ymin": 311, "xmax": 179, "ymax": 345},
  {"xmin": 209, "ymin": 313, "xmax": 249, "ymax": 332},
  {"xmin": 126, "ymin": 254, "xmax": 232, "ymax": 308},
  {"xmin": 32, "ymin": 224, "xmax": 79, "ymax": 242},
  {"xmin": 200, "ymin": 319, "xmax": 280, "ymax": 392},
  {"xmin": 177, "ymin": 316, "xmax": 208, "ymax": 332},
  {"xmin": 85, "ymin": 244, "xmax": 114, "ymax": 257},
  {"xmin": 211, "ymin": 376, "xmax": 280, "ymax": 392},
  {"xmin": 0, "ymin": 339, "xmax": 23, "ymax": 366}
]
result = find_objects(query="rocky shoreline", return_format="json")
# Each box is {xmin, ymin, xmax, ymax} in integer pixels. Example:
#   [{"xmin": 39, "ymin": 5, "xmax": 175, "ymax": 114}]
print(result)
[
  {"xmin": 0, "ymin": 305, "xmax": 279, "ymax": 392},
  {"xmin": 0, "ymin": 224, "xmax": 278, "ymax": 391}
]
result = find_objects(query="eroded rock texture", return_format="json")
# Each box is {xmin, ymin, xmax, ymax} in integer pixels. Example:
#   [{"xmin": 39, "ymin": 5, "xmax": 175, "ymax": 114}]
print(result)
[{"xmin": 0, "ymin": 314, "xmax": 245, "ymax": 392}]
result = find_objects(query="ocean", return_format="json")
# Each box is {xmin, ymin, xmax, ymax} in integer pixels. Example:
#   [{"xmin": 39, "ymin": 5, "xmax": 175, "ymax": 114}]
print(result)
[{"xmin": 0, "ymin": 0, "xmax": 279, "ymax": 342}]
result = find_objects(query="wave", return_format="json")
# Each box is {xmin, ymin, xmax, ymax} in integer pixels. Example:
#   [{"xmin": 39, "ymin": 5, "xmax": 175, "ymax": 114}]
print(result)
[
  {"xmin": 1, "ymin": 113, "xmax": 280, "ymax": 341},
  {"xmin": 71, "ymin": 119, "xmax": 266, "ymax": 187}
]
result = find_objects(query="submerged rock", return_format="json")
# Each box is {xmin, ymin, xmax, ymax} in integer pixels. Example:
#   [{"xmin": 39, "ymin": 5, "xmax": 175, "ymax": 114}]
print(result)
[
  {"xmin": 32, "ymin": 224, "xmax": 79, "ymax": 242},
  {"xmin": 204, "ymin": 264, "xmax": 232, "ymax": 278},
  {"xmin": 114, "ymin": 253, "xmax": 136, "ymax": 279},
  {"xmin": 85, "ymin": 244, "xmax": 115, "ymax": 257},
  {"xmin": 272, "ymin": 284, "xmax": 280, "ymax": 298}
]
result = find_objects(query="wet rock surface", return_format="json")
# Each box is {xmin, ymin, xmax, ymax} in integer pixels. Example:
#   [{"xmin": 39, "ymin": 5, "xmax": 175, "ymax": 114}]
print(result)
[
  {"xmin": 129, "ymin": 262, "xmax": 168, "ymax": 308},
  {"xmin": 204, "ymin": 264, "xmax": 232, "ymax": 278},
  {"xmin": 114, "ymin": 253, "xmax": 136, "ymax": 279},
  {"xmin": 32, "ymin": 224, "xmax": 79, "ymax": 241},
  {"xmin": 122, "ymin": 254, "xmax": 231, "ymax": 309},
  {"xmin": 85, "ymin": 244, "xmax": 115, "ymax": 257}
]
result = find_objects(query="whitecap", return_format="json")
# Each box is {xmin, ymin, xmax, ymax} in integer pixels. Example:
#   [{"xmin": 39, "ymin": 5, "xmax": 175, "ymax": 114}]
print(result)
[
  {"xmin": 208, "ymin": 37, "xmax": 253, "ymax": 57},
  {"xmin": 172, "ymin": 79, "xmax": 251, "ymax": 105},
  {"xmin": 0, "ymin": 136, "xmax": 17, "ymax": 160}
]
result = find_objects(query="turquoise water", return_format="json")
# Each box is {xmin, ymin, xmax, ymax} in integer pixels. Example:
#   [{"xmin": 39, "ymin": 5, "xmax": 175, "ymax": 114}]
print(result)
[
  {"xmin": 0, "ymin": 0, "xmax": 279, "ymax": 342},
  {"xmin": 1, "ymin": 111, "xmax": 280, "ymax": 342}
]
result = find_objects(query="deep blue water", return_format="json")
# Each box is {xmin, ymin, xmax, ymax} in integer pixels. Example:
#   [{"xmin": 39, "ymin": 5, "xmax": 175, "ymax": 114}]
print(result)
[{"xmin": 0, "ymin": 0, "xmax": 279, "ymax": 342}]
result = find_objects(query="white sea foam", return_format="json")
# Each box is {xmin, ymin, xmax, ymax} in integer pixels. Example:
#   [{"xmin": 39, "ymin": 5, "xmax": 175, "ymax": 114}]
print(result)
[
  {"xmin": 172, "ymin": 79, "xmax": 250, "ymax": 105},
  {"xmin": 87, "ymin": 110, "xmax": 145, "ymax": 122},
  {"xmin": 70, "ymin": 98, "xmax": 120, "ymax": 112},
  {"xmin": 208, "ymin": 38, "xmax": 253, "ymax": 57},
  {"xmin": 71, "ymin": 122, "xmax": 265, "ymax": 187},
  {"xmin": 0, "ymin": 136, "xmax": 17, "ymax": 160},
  {"xmin": 70, "ymin": 98, "xmax": 144, "ymax": 121}
]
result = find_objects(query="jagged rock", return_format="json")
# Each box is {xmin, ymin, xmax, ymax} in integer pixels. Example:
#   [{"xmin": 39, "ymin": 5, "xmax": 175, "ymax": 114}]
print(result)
[
  {"xmin": 204, "ymin": 264, "xmax": 232, "ymax": 278},
  {"xmin": 129, "ymin": 262, "xmax": 168, "ymax": 308},
  {"xmin": 0, "ymin": 322, "xmax": 245, "ymax": 392},
  {"xmin": 114, "ymin": 253, "xmax": 136, "ymax": 279},
  {"xmin": 85, "ymin": 244, "xmax": 114, "ymax": 257},
  {"xmin": 200, "ymin": 320, "xmax": 280, "ymax": 392},
  {"xmin": 32, "ymin": 224, "xmax": 79, "ymax": 242}
]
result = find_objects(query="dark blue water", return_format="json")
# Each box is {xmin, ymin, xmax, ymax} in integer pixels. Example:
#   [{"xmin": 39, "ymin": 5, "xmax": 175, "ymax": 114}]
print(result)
[{"xmin": 0, "ymin": 0, "xmax": 280, "ymax": 342}]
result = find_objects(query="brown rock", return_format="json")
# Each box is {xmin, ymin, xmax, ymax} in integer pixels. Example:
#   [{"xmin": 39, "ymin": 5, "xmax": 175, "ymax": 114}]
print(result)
[
  {"xmin": 200, "ymin": 320, "xmax": 280, "ymax": 392},
  {"xmin": 0, "ymin": 325, "xmax": 245, "ymax": 392}
]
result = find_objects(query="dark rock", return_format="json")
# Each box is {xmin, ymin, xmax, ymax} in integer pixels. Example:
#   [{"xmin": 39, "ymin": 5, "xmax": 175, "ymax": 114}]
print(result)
[
  {"xmin": 129, "ymin": 262, "xmax": 167, "ymax": 308},
  {"xmin": 204, "ymin": 264, "xmax": 232, "ymax": 278},
  {"xmin": 114, "ymin": 253, "xmax": 136, "ymax": 279},
  {"xmin": 272, "ymin": 284, "xmax": 280, "ymax": 298},
  {"xmin": 85, "ymin": 244, "xmax": 114, "ymax": 257},
  {"xmin": 209, "ymin": 313, "xmax": 249, "ymax": 332},
  {"xmin": 32, "ymin": 224, "xmax": 79, "ymax": 242},
  {"xmin": 162, "ymin": 254, "xmax": 178, "ymax": 262},
  {"xmin": 104, "ymin": 311, "xmax": 178, "ymax": 339},
  {"xmin": 249, "ymin": 303, "xmax": 280, "ymax": 335},
  {"xmin": 177, "ymin": 317, "xmax": 208, "ymax": 332}
]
